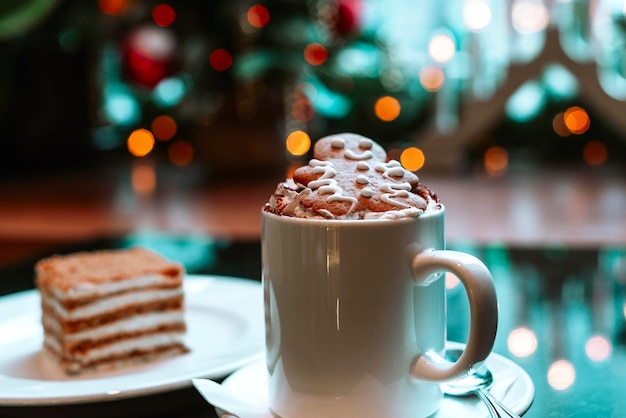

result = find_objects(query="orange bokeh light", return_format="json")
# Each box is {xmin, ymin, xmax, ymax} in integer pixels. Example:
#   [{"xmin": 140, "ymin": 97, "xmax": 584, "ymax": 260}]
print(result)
[
  {"xmin": 419, "ymin": 65, "xmax": 445, "ymax": 92},
  {"xmin": 151, "ymin": 115, "xmax": 177, "ymax": 141},
  {"xmin": 152, "ymin": 4, "xmax": 176, "ymax": 27},
  {"xmin": 168, "ymin": 140, "xmax": 194, "ymax": 166},
  {"xmin": 285, "ymin": 131, "xmax": 311, "ymax": 156},
  {"xmin": 127, "ymin": 129, "xmax": 155, "ymax": 157},
  {"xmin": 210, "ymin": 49, "xmax": 233, "ymax": 72},
  {"xmin": 99, "ymin": 0, "xmax": 127, "ymax": 15},
  {"xmin": 583, "ymin": 140, "xmax": 608, "ymax": 166},
  {"xmin": 374, "ymin": 96, "xmax": 401, "ymax": 122},
  {"xmin": 552, "ymin": 112, "xmax": 571, "ymax": 137},
  {"xmin": 484, "ymin": 145, "xmax": 508, "ymax": 176},
  {"xmin": 304, "ymin": 43, "xmax": 327, "ymax": 66},
  {"xmin": 564, "ymin": 106, "xmax": 590, "ymax": 134},
  {"xmin": 247, "ymin": 4, "xmax": 270, "ymax": 28},
  {"xmin": 400, "ymin": 147, "xmax": 425, "ymax": 171},
  {"xmin": 131, "ymin": 160, "xmax": 156, "ymax": 196},
  {"xmin": 292, "ymin": 98, "xmax": 315, "ymax": 122}
]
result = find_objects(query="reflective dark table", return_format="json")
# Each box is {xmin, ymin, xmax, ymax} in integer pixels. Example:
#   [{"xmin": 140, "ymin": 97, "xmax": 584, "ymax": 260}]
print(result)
[{"xmin": 0, "ymin": 236, "xmax": 625, "ymax": 418}]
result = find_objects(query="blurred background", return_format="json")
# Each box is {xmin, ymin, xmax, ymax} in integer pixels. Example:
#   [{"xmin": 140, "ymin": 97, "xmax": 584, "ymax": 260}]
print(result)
[
  {"xmin": 0, "ymin": 2, "xmax": 626, "ymax": 416},
  {"xmin": 1, "ymin": 0, "xmax": 626, "ymax": 181}
]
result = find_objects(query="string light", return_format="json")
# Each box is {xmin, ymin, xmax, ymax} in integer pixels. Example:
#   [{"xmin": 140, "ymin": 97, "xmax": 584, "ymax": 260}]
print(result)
[
  {"xmin": 292, "ymin": 98, "xmax": 315, "ymax": 122},
  {"xmin": 131, "ymin": 159, "xmax": 156, "ymax": 196},
  {"xmin": 400, "ymin": 147, "xmax": 425, "ymax": 171},
  {"xmin": 583, "ymin": 140, "xmax": 608, "ymax": 166},
  {"xmin": 463, "ymin": 0, "xmax": 492, "ymax": 32},
  {"xmin": 151, "ymin": 115, "xmax": 177, "ymax": 141},
  {"xmin": 247, "ymin": 5, "xmax": 270, "ymax": 28},
  {"xmin": 419, "ymin": 65, "xmax": 445, "ymax": 92},
  {"xmin": 285, "ymin": 131, "xmax": 311, "ymax": 156},
  {"xmin": 564, "ymin": 106, "xmax": 590, "ymax": 134},
  {"xmin": 304, "ymin": 43, "xmax": 327, "ymax": 66},
  {"xmin": 99, "ymin": 0, "xmax": 127, "ymax": 15},
  {"xmin": 552, "ymin": 112, "xmax": 571, "ymax": 137},
  {"xmin": 585, "ymin": 335, "xmax": 612, "ymax": 362},
  {"xmin": 152, "ymin": 4, "xmax": 176, "ymax": 27},
  {"xmin": 507, "ymin": 327, "xmax": 538, "ymax": 357},
  {"xmin": 127, "ymin": 129, "xmax": 155, "ymax": 157},
  {"xmin": 484, "ymin": 146, "xmax": 509, "ymax": 176},
  {"xmin": 547, "ymin": 359, "xmax": 576, "ymax": 391},
  {"xmin": 210, "ymin": 49, "xmax": 233, "ymax": 72},
  {"xmin": 428, "ymin": 35, "xmax": 456, "ymax": 64},
  {"xmin": 374, "ymin": 96, "xmax": 401, "ymax": 122},
  {"xmin": 168, "ymin": 140, "xmax": 194, "ymax": 166}
]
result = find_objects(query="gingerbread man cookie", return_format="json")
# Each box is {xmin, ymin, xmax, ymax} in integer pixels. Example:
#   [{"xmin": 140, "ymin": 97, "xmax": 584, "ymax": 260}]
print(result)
[{"xmin": 274, "ymin": 133, "xmax": 438, "ymax": 219}]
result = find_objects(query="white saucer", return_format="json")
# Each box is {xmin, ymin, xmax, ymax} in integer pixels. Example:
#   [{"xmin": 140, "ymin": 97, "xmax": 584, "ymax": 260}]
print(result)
[
  {"xmin": 213, "ymin": 341, "xmax": 534, "ymax": 417},
  {"xmin": 0, "ymin": 275, "xmax": 265, "ymax": 405}
]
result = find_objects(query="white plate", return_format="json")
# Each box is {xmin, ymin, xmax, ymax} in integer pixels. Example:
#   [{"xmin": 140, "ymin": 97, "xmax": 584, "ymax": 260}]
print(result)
[
  {"xmin": 0, "ymin": 275, "xmax": 264, "ymax": 406},
  {"xmin": 212, "ymin": 341, "xmax": 534, "ymax": 417}
]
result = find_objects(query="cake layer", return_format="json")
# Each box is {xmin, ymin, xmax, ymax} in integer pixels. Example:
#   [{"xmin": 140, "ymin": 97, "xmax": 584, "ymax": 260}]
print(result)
[
  {"xmin": 42, "ymin": 296, "xmax": 184, "ymax": 333},
  {"xmin": 42, "ymin": 310, "xmax": 185, "ymax": 344},
  {"xmin": 44, "ymin": 334, "xmax": 189, "ymax": 374},
  {"xmin": 49, "ymin": 274, "xmax": 182, "ymax": 306},
  {"xmin": 36, "ymin": 247, "xmax": 183, "ymax": 293},
  {"xmin": 42, "ymin": 287, "xmax": 184, "ymax": 320},
  {"xmin": 45, "ymin": 331, "xmax": 187, "ymax": 363}
]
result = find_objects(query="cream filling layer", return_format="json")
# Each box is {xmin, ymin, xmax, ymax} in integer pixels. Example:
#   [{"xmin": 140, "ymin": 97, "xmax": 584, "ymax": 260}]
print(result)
[
  {"xmin": 44, "ymin": 288, "xmax": 183, "ymax": 321},
  {"xmin": 45, "ymin": 332, "xmax": 185, "ymax": 362},
  {"xmin": 43, "ymin": 311, "xmax": 184, "ymax": 342},
  {"xmin": 51, "ymin": 274, "xmax": 181, "ymax": 301}
]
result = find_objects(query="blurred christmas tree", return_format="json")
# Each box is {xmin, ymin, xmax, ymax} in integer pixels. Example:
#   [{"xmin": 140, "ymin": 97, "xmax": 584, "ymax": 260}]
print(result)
[{"xmin": 1, "ymin": 0, "xmax": 624, "ymax": 180}]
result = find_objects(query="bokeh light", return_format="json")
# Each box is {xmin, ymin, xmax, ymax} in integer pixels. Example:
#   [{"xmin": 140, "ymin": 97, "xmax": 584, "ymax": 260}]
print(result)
[
  {"xmin": 292, "ymin": 98, "xmax": 315, "ymax": 122},
  {"xmin": 127, "ymin": 128, "xmax": 155, "ymax": 157},
  {"xmin": 507, "ymin": 327, "xmax": 538, "ymax": 357},
  {"xmin": 552, "ymin": 112, "xmax": 571, "ymax": 137},
  {"xmin": 247, "ymin": 4, "xmax": 270, "ymax": 28},
  {"xmin": 99, "ymin": 0, "xmax": 127, "ymax": 15},
  {"xmin": 428, "ymin": 35, "xmax": 456, "ymax": 64},
  {"xmin": 419, "ymin": 65, "xmax": 445, "ymax": 92},
  {"xmin": 463, "ymin": 0, "xmax": 492, "ymax": 32},
  {"xmin": 400, "ymin": 147, "xmax": 425, "ymax": 171},
  {"xmin": 374, "ymin": 96, "xmax": 401, "ymax": 122},
  {"xmin": 151, "ymin": 115, "xmax": 177, "ymax": 141},
  {"xmin": 511, "ymin": 0, "xmax": 550, "ymax": 34},
  {"xmin": 484, "ymin": 146, "xmax": 509, "ymax": 176},
  {"xmin": 285, "ymin": 130, "xmax": 311, "ymax": 156},
  {"xmin": 564, "ymin": 106, "xmax": 590, "ymax": 134},
  {"xmin": 304, "ymin": 43, "xmax": 327, "ymax": 66},
  {"xmin": 210, "ymin": 49, "xmax": 233, "ymax": 72},
  {"xmin": 548, "ymin": 359, "xmax": 576, "ymax": 391},
  {"xmin": 152, "ymin": 4, "xmax": 176, "ymax": 27},
  {"xmin": 583, "ymin": 140, "xmax": 608, "ymax": 166},
  {"xmin": 585, "ymin": 335, "xmax": 612, "ymax": 362},
  {"xmin": 168, "ymin": 140, "xmax": 194, "ymax": 166},
  {"xmin": 131, "ymin": 160, "xmax": 156, "ymax": 196},
  {"xmin": 445, "ymin": 272, "xmax": 460, "ymax": 289}
]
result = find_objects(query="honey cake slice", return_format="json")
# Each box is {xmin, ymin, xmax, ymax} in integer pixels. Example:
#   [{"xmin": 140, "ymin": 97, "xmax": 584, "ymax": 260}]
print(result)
[{"xmin": 35, "ymin": 247, "xmax": 189, "ymax": 374}]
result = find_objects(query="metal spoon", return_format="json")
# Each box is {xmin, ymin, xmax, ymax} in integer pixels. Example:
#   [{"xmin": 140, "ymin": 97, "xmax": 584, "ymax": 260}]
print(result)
[{"xmin": 441, "ymin": 348, "xmax": 521, "ymax": 418}]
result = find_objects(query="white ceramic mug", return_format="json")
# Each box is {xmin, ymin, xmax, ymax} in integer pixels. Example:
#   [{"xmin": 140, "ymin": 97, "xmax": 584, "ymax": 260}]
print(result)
[{"xmin": 261, "ymin": 207, "xmax": 498, "ymax": 418}]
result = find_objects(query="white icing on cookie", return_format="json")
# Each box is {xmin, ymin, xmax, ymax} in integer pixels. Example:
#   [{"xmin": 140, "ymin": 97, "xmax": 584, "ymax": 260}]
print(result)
[
  {"xmin": 345, "ymin": 149, "xmax": 374, "ymax": 160},
  {"xmin": 331, "ymin": 138, "xmax": 345, "ymax": 148},
  {"xmin": 356, "ymin": 175, "xmax": 369, "ymax": 185},
  {"xmin": 356, "ymin": 161, "xmax": 370, "ymax": 170},
  {"xmin": 380, "ymin": 182, "xmax": 413, "ymax": 209}
]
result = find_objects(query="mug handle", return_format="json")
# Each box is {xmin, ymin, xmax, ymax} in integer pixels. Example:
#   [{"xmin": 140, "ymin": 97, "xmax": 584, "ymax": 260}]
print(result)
[{"xmin": 409, "ymin": 248, "xmax": 498, "ymax": 381}]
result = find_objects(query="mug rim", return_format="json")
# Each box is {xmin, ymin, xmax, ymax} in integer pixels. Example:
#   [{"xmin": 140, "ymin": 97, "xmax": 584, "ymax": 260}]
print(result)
[{"xmin": 261, "ymin": 204, "xmax": 445, "ymax": 225}]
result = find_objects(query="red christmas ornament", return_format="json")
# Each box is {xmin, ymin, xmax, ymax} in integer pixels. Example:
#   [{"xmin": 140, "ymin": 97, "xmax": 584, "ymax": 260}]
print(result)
[
  {"xmin": 121, "ymin": 25, "xmax": 178, "ymax": 88},
  {"xmin": 333, "ymin": 0, "xmax": 362, "ymax": 37}
]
